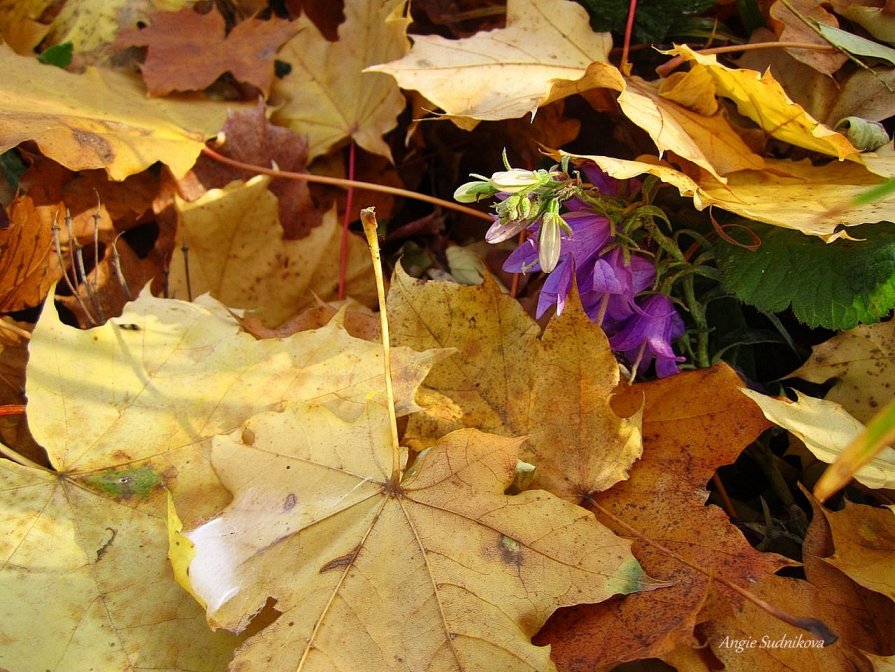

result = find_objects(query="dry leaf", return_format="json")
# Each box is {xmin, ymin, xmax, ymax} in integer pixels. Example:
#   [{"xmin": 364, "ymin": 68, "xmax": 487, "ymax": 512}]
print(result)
[
  {"xmin": 670, "ymin": 44, "xmax": 858, "ymax": 159},
  {"xmin": 770, "ymin": 0, "xmax": 849, "ymax": 77},
  {"xmin": 620, "ymin": 74, "xmax": 765, "ymax": 180},
  {"xmin": 369, "ymin": 0, "xmax": 621, "ymax": 125},
  {"xmin": 535, "ymin": 365, "xmax": 788, "ymax": 671},
  {"xmin": 741, "ymin": 389, "xmax": 895, "ymax": 491},
  {"xmin": 182, "ymin": 397, "xmax": 653, "ymax": 672},
  {"xmin": 2, "ymin": 288, "xmax": 441, "ymax": 669},
  {"xmin": 115, "ymin": 6, "xmax": 299, "ymax": 96},
  {"xmin": 0, "ymin": 44, "xmax": 249, "ymax": 179},
  {"xmin": 188, "ymin": 102, "xmax": 321, "ymax": 238},
  {"xmin": 270, "ymin": 0, "xmax": 410, "ymax": 160},
  {"xmin": 820, "ymin": 500, "xmax": 895, "ymax": 602},
  {"xmin": 167, "ymin": 175, "xmax": 377, "ymax": 326},
  {"xmin": 388, "ymin": 266, "xmax": 642, "ymax": 501},
  {"xmin": 556, "ymin": 151, "xmax": 891, "ymax": 240},
  {"xmin": 790, "ymin": 321, "xmax": 895, "ymax": 423}
]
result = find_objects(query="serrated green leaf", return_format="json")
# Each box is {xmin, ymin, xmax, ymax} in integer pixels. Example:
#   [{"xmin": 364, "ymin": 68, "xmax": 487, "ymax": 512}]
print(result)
[{"xmin": 715, "ymin": 222, "xmax": 895, "ymax": 329}]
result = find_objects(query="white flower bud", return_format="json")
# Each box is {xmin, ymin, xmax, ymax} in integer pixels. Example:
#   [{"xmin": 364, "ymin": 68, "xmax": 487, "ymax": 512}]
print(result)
[
  {"xmin": 538, "ymin": 209, "xmax": 563, "ymax": 273},
  {"xmin": 454, "ymin": 180, "xmax": 495, "ymax": 203},
  {"xmin": 489, "ymin": 168, "xmax": 541, "ymax": 193}
]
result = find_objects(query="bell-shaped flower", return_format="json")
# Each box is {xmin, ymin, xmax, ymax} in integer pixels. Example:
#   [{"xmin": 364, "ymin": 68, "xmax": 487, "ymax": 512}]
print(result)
[
  {"xmin": 583, "ymin": 248, "xmax": 656, "ymax": 326},
  {"xmin": 489, "ymin": 167, "xmax": 544, "ymax": 193},
  {"xmin": 609, "ymin": 294, "xmax": 686, "ymax": 378}
]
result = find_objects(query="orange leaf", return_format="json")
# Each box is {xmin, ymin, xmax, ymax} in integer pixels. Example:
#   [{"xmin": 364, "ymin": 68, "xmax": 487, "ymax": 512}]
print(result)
[{"xmin": 535, "ymin": 365, "xmax": 789, "ymax": 670}]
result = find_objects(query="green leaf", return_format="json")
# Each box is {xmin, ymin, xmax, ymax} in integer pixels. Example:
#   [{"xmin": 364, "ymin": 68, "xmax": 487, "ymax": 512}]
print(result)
[
  {"xmin": 715, "ymin": 222, "xmax": 895, "ymax": 329},
  {"xmin": 37, "ymin": 42, "xmax": 73, "ymax": 68},
  {"xmin": 575, "ymin": 0, "xmax": 714, "ymax": 42}
]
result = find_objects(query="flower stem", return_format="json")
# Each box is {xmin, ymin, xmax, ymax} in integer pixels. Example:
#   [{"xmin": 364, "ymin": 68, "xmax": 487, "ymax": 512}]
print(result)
[{"xmin": 682, "ymin": 273, "xmax": 710, "ymax": 368}]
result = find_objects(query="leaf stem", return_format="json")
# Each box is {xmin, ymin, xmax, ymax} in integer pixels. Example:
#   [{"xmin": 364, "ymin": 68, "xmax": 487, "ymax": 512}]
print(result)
[
  {"xmin": 682, "ymin": 273, "xmax": 710, "ymax": 368},
  {"xmin": 0, "ymin": 440, "xmax": 53, "ymax": 473},
  {"xmin": 200, "ymin": 146, "xmax": 493, "ymax": 222},
  {"xmin": 339, "ymin": 141, "xmax": 357, "ymax": 300},
  {"xmin": 360, "ymin": 208, "xmax": 402, "ymax": 488}
]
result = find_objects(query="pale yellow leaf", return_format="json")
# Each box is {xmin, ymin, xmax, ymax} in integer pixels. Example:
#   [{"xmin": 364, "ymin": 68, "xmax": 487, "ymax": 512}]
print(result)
[
  {"xmin": 0, "ymin": 459, "xmax": 239, "ymax": 672},
  {"xmin": 270, "ymin": 0, "xmax": 410, "ymax": 160},
  {"xmin": 369, "ymin": 0, "xmax": 620, "ymax": 124},
  {"xmin": 168, "ymin": 176, "xmax": 377, "ymax": 326},
  {"xmin": 185, "ymin": 398, "xmax": 652, "ymax": 671},
  {"xmin": 790, "ymin": 320, "xmax": 895, "ymax": 423},
  {"xmin": 556, "ymin": 151, "xmax": 891, "ymax": 239},
  {"xmin": 12, "ymin": 288, "xmax": 441, "ymax": 669},
  {"xmin": 740, "ymin": 388, "xmax": 895, "ymax": 490},
  {"xmin": 0, "ymin": 44, "xmax": 245, "ymax": 179}
]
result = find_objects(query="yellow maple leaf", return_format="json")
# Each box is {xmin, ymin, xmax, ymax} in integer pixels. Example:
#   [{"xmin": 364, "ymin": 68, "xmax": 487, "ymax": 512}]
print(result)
[
  {"xmin": 790, "ymin": 320, "xmax": 895, "ymax": 424},
  {"xmin": 183, "ymin": 396, "xmax": 651, "ymax": 671},
  {"xmin": 0, "ymin": 44, "xmax": 246, "ymax": 179},
  {"xmin": 270, "ymin": 0, "xmax": 410, "ymax": 160},
  {"xmin": 670, "ymin": 44, "xmax": 858, "ymax": 159},
  {"xmin": 556, "ymin": 151, "xmax": 891, "ymax": 240},
  {"xmin": 387, "ymin": 266, "xmax": 642, "ymax": 502},
  {"xmin": 368, "ymin": 0, "xmax": 621, "ymax": 126},
  {"xmin": 167, "ymin": 175, "xmax": 377, "ymax": 326},
  {"xmin": 1, "ymin": 289, "xmax": 440, "ymax": 670}
]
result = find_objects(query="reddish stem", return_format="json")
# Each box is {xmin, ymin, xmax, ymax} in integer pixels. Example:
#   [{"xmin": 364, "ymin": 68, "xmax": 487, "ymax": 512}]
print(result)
[
  {"xmin": 621, "ymin": 0, "xmax": 638, "ymax": 73},
  {"xmin": 0, "ymin": 405, "xmax": 25, "ymax": 416},
  {"xmin": 339, "ymin": 141, "xmax": 357, "ymax": 300}
]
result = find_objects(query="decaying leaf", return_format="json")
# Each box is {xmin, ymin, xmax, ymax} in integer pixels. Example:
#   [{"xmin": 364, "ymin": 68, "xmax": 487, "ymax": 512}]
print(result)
[
  {"xmin": 115, "ymin": 6, "xmax": 299, "ymax": 96},
  {"xmin": 0, "ymin": 44, "xmax": 249, "ymax": 179},
  {"xmin": 741, "ymin": 389, "xmax": 895, "ymax": 491},
  {"xmin": 187, "ymin": 102, "xmax": 321, "ymax": 238},
  {"xmin": 369, "ymin": 0, "xmax": 622, "ymax": 126},
  {"xmin": 387, "ymin": 266, "xmax": 642, "ymax": 501},
  {"xmin": 167, "ymin": 176, "xmax": 377, "ymax": 326},
  {"xmin": 790, "ymin": 320, "xmax": 895, "ymax": 423},
  {"xmin": 535, "ymin": 365, "xmax": 789, "ymax": 671},
  {"xmin": 183, "ymin": 398, "xmax": 652, "ymax": 672},
  {"xmin": 770, "ymin": 0, "xmax": 849, "ymax": 77},
  {"xmin": 270, "ymin": 0, "xmax": 410, "ymax": 160}
]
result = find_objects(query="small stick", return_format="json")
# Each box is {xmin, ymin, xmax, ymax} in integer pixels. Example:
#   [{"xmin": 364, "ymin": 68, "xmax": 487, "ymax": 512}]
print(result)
[{"xmin": 360, "ymin": 208, "xmax": 402, "ymax": 488}]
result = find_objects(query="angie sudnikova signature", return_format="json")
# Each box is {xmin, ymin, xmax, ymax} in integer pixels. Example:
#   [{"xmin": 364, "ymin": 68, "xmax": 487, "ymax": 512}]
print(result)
[{"xmin": 717, "ymin": 634, "xmax": 825, "ymax": 654}]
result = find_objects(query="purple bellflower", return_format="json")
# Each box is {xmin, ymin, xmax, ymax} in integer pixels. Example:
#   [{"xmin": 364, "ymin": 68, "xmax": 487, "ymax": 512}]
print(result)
[{"xmin": 609, "ymin": 294, "xmax": 686, "ymax": 378}]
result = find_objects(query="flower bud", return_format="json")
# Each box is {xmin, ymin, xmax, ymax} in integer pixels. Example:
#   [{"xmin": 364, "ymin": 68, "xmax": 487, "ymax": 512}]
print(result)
[
  {"xmin": 454, "ymin": 180, "xmax": 496, "ymax": 203},
  {"xmin": 489, "ymin": 168, "xmax": 542, "ymax": 193},
  {"xmin": 538, "ymin": 201, "xmax": 564, "ymax": 272}
]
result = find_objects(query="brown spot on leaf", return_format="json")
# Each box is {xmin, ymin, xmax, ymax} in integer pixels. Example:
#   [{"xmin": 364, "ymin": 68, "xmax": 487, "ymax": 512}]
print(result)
[
  {"xmin": 319, "ymin": 545, "xmax": 360, "ymax": 573},
  {"xmin": 283, "ymin": 493, "xmax": 297, "ymax": 511}
]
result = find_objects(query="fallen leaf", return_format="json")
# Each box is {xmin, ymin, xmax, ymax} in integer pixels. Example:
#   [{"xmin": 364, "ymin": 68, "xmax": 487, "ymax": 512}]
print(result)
[
  {"xmin": 0, "ymin": 458, "xmax": 241, "ymax": 672},
  {"xmin": 740, "ymin": 389, "xmax": 895, "ymax": 491},
  {"xmin": 3, "ymin": 288, "xmax": 441, "ymax": 669},
  {"xmin": 369, "ymin": 0, "xmax": 622, "ymax": 125},
  {"xmin": 700, "ymin": 574, "xmax": 874, "ymax": 672},
  {"xmin": 620, "ymin": 74, "xmax": 766, "ymax": 180},
  {"xmin": 271, "ymin": 0, "xmax": 410, "ymax": 160},
  {"xmin": 115, "ymin": 6, "xmax": 299, "ymax": 96},
  {"xmin": 167, "ymin": 175, "xmax": 377, "ymax": 326},
  {"xmin": 820, "ymin": 500, "xmax": 895, "ymax": 601},
  {"xmin": 183, "ymin": 397, "xmax": 652, "ymax": 671},
  {"xmin": 535, "ymin": 365, "xmax": 789, "ymax": 671},
  {"xmin": 790, "ymin": 321, "xmax": 895, "ymax": 423},
  {"xmin": 802, "ymin": 491, "xmax": 895, "ymax": 654},
  {"xmin": 387, "ymin": 266, "xmax": 642, "ymax": 501},
  {"xmin": 770, "ymin": 0, "xmax": 849, "ymax": 77},
  {"xmin": 670, "ymin": 44, "xmax": 858, "ymax": 159},
  {"xmin": 0, "ymin": 196, "xmax": 55, "ymax": 312},
  {"xmin": 0, "ymin": 43, "xmax": 248, "ymax": 179},
  {"xmin": 188, "ymin": 101, "xmax": 321, "ymax": 238},
  {"xmin": 0, "ymin": 319, "xmax": 43, "ymax": 466},
  {"xmin": 555, "ymin": 151, "xmax": 891, "ymax": 240}
]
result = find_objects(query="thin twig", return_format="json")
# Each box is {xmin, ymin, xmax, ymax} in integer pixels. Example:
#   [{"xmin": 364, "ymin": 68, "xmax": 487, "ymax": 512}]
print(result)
[
  {"xmin": 201, "ymin": 146, "xmax": 493, "ymax": 223},
  {"xmin": 656, "ymin": 41, "xmax": 836, "ymax": 77}
]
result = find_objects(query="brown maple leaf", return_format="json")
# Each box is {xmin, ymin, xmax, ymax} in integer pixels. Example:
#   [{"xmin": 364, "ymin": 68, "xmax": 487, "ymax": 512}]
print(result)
[{"xmin": 115, "ymin": 6, "xmax": 298, "ymax": 97}]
